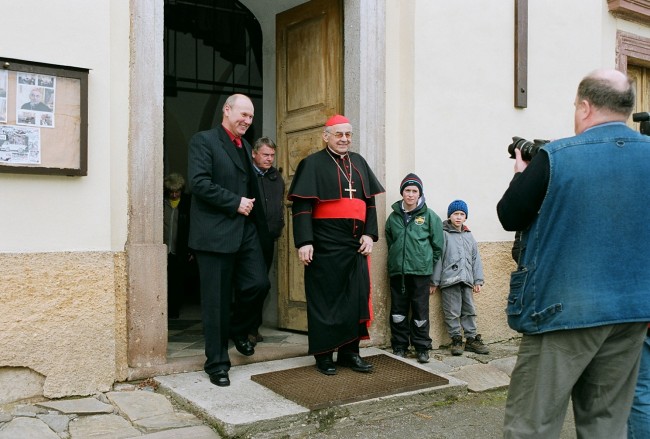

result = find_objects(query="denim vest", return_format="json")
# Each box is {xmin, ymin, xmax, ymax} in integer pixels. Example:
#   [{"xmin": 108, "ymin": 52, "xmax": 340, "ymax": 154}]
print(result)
[{"xmin": 507, "ymin": 123, "xmax": 650, "ymax": 334}]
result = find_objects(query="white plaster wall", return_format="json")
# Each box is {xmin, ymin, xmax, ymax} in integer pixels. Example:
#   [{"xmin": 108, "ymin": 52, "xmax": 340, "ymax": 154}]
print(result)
[
  {"xmin": 0, "ymin": 0, "xmax": 129, "ymax": 253},
  {"xmin": 386, "ymin": 0, "xmax": 650, "ymax": 242}
]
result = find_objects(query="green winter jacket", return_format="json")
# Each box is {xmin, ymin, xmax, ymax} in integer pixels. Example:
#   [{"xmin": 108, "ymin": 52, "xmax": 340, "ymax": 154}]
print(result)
[{"xmin": 385, "ymin": 198, "xmax": 444, "ymax": 277}]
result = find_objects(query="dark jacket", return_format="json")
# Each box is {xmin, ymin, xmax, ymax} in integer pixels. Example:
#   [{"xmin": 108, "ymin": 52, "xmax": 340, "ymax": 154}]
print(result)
[
  {"xmin": 163, "ymin": 195, "xmax": 191, "ymax": 256},
  {"xmin": 254, "ymin": 166, "xmax": 285, "ymax": 239},
  {"xmin": 187, "ymin": 125, "xmax": 257, "ymax": 253}
]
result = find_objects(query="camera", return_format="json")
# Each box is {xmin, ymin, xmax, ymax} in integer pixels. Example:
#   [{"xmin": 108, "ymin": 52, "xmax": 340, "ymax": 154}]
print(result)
[
  {"xmin": 633, "ymin": 112, "xmax": 650, "ymax": 135},
  {"xmin": 508, "ymin": 137, "xmax": 550, "ymax": 161}
]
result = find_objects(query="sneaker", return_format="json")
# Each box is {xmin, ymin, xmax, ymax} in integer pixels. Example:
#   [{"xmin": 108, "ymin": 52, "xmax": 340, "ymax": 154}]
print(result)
[
  {"xmin": 451, "ymin": 335, "xmax": 464, "ymax": 356},
  {"xmin": 416, "ymin": 351, "xmax": 429, "ymax": 363},
  {"xmin": 465, "ymin": 334, "xmax": 490, "ymax": 354},
  {"xmin": 393, "ymin": 348, "xmax": 407, "ymax": 358}
]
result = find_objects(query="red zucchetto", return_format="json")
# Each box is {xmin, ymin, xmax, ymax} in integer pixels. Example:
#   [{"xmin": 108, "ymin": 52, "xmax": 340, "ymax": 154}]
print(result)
[{"xmin": 325, "ymin": 114, "xmax": 350, "ymax": 126}]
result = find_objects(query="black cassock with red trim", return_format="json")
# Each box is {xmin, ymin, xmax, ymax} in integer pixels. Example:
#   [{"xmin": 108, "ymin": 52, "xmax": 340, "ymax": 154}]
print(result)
[{"xmin": 288, "ymin": 147, "xmax": 385, "ymax": 355}]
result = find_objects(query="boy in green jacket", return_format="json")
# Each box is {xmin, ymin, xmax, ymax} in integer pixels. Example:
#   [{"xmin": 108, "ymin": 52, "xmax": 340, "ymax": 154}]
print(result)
[{"xmin": 385, "ymin": 173, "xmax": 443, "ymax": 363}]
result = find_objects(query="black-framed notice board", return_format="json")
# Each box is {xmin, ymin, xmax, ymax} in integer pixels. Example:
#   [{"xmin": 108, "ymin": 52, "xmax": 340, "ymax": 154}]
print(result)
[{"xmin": 0, "ymin": 57, "xmax": 89, "ymax": 176}]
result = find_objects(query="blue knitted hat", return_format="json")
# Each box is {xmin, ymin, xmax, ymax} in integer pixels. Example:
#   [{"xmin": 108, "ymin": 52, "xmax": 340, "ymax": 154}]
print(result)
[
  {"xmin": 400, "ymin": 173, "xmax": 423, "ymax": 195},
  {"xmin": 447, "ymin": 199, "xmax": 468, "ymax": 218}
]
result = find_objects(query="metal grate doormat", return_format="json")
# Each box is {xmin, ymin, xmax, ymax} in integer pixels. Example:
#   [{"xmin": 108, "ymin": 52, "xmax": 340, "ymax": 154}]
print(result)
[{"xmin": 250, "ymin": 354, "xmax": 449, "ymax": 410}]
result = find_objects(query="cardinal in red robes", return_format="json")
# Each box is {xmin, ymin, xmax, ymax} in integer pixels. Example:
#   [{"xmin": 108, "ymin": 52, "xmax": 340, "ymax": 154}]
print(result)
[{"xmin": 288, "ymin": 114, "xmax": 385, "ymax": 375}]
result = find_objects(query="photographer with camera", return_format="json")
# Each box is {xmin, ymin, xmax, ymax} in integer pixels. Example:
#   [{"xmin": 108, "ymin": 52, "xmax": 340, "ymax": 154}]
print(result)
[{"xmin": 497, "ymin": 69, "xmax": 650, "ymax": 438}]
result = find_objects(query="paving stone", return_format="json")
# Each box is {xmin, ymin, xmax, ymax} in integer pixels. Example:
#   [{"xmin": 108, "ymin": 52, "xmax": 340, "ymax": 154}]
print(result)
[
  {"xmin": 435, "ymin": 354, "xmax": 479, "ymax": 369},
  {"xmin": 36, "ymin": 414, "xmax": 71, "ymax": 433},
  {"xmin": 490, "ymin": 356, "xmax": 517, "ymax": 377},
  {"xmin": 134, "ymin": 412, "xmax": 203, "ymax": 432},
  {"xmin": 449, "ymin": 363, "xmax": 511, "ymax": 392},
  {"xmin": 38, "ymin": 397, "xmax": 114, "ymax": 415},
  {"xmin": 67, "ymin": 414, "xmax": 140, "ymax": 439},
  {"xmin": 0, "ymin": 412, "xmax": 11, "ymax": 423},
  {"xmin": 414, "ymin": 358, "xmax": 454, "ymax": 374},
  {"xmin": 0, "ymin": 417, "xmax": 59, "ymax": 439},
  {"xmin": 95, "ymin": 393, "xmax": 110, "ymax": 405},
  {"xmin": 139, "ymin": 425, "xmax": 220, "ymax": 438},
  {"xmin": 11, "ymin": 404, "xmax": 48, "ymax": 417},
  {"xmin": 107, "ymin": 391, "xmax": 174, "ymax": 422}
]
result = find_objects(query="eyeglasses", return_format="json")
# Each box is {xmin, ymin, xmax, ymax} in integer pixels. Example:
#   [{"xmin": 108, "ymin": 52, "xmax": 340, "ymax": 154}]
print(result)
[{"xmin": 328, "ymin": 131, "xmax": 353, "ymax": 139}]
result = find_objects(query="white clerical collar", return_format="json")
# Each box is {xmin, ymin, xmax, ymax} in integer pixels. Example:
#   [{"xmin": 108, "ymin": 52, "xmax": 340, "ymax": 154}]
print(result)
[{"xmin": 326, "ymin": 147, "xmax": 348, "ymax": 160}]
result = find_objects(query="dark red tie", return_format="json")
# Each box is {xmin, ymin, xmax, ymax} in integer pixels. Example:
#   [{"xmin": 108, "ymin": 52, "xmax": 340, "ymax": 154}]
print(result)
[{"xmin": 233, "ymin": 137, "xmax": 242, "ymax": 148}]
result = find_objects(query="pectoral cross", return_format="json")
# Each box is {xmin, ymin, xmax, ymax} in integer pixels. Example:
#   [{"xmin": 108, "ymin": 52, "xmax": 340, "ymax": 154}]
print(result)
[{"xmin": 344, "ymin": 181, "xmax": 356, "ymax": 199}]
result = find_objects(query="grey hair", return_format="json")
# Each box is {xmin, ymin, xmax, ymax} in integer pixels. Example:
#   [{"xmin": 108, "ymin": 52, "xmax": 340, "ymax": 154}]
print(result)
[
  {"xmin": 253, "ymin": 136, "xmax": 277, "ymax": 151},
  {"xmin": 577, "ymin": 74, "xmax": 635, "ymax": 117}
]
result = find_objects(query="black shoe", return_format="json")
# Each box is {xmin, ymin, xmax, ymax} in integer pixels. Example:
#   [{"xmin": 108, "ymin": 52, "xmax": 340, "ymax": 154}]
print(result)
[
  {"xmin": 248, "ymin": 332, "xmax": 263, "ymax": 346},
  {"xmin": 337, "ymin": 353, "xmax": 373, "ymax": 373},
  {"xmin": 315, "ymin": 356, "xmax": 337, "ymax": 375},
  {"xmin": 232, "ymin": 337, "xmax": 255, "ymax": 356},
  {"xmin": 416, "ymin": 351, "xmax": 430, "ymax": 363},
  {"xmin": 393, "ymin": 348, "xmax": 407, "ymax": 358},
  {"xmin": 209, "ymin": 370, "xmax": 230, "ymax": 387}
]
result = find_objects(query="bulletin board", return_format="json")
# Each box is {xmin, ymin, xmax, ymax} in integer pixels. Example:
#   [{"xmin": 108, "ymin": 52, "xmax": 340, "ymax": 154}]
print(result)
[{"xmin": 0, "ymin": 57, "xmax": 88, "ymax": 176}]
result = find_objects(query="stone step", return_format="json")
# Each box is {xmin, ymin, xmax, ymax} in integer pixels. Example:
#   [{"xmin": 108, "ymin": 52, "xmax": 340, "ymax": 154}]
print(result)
[{"xmin": 154, "ymin": 347, "xmax": 473, "ymax": 438}]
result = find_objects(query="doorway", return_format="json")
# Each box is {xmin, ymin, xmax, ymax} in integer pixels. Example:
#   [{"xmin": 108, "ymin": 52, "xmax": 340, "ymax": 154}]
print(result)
[
  {"xmin": 163, "ymin": 0, "xmax": 263, "ymax": 305},
  {"xmin": 163, "ymin": 0, "xmax": 267, "ymax": 359},
  {"xmin": 126, "ymin": 0, "xmax": 387, "ymax": 373}
]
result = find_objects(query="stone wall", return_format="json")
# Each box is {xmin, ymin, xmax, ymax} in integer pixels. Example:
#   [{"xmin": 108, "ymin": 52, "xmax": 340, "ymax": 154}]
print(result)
[
  {"xmin": 367, "ymin": 240, "xmax": 519, "ymax": 350},
  {"xmin": 0, "ymin": 251, "xmax": 128, "ymax": 399}
]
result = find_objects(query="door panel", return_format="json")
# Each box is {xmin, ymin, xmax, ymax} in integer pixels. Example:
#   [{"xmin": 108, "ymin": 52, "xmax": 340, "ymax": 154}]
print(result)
[
  {"xmin": 276, "ymin": 0, "xmax": 343, "ymax": 331},
  {"xmin": 628, "ymin": 65, "xmax": 650, "ymax": 131}
]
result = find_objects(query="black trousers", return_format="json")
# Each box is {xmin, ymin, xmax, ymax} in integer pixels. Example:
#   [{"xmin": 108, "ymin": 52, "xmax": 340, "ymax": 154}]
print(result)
[
  {"xmin": 250, "ymin": 234, "xmax": 275, "ymax": 333},
  {"xmin": 195, "ymin": 221, "xmax": 270, "ymax": 375},
  {"xmin": 389, "ymin": 274, "xmax": 432, "ymax": 351}
]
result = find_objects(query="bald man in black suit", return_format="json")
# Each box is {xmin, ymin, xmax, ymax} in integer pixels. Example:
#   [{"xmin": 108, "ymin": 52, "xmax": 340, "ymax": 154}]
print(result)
[{"xmin": 187, "ymin": 93, "xmax": 270, "ymax": 387}]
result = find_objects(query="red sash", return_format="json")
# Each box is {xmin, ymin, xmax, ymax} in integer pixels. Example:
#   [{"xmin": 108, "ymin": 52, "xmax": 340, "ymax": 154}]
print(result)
[{"xmin": 312, "ymin": 198, "xmax": 366, "ymax": 221}]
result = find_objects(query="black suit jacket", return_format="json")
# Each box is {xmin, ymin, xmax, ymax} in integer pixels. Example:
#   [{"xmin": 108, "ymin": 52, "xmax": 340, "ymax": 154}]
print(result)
[{"xmin": 187, "ymin": 125, "xmax": 257, "ymax": 253}]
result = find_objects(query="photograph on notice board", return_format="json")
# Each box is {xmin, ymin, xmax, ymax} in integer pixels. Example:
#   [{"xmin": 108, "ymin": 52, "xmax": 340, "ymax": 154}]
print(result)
[
  {"xmin": 15, "ymin": 72, "xmax": 56, "ymax": 128},
  {"xmin": 0, "ymin": 70, "xmax": 7, "ymax": 123},
  {"xmin": 0, "ymin": 125, "xmax": 41, "ymax": 164}
]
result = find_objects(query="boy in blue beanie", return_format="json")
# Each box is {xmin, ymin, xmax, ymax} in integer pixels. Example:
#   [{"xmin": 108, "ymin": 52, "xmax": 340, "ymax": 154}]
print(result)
[{"xmin": 432, "ymin": 200, "xmax": 489, "ymax": 355}]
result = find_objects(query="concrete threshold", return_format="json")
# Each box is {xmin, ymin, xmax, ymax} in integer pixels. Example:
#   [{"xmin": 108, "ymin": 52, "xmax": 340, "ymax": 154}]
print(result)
[{"xmin": 154, "ymin": 347, "xmax": 467, "ymax": 438}]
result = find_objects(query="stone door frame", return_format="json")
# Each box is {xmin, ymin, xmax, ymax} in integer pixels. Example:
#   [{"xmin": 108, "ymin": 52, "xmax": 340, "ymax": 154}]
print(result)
[{"xmin": 125, "ymin": 0, "xmax": 386, "ymax": 374}]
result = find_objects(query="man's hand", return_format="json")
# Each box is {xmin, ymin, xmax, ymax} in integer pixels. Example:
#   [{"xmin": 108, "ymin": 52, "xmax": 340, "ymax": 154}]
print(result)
[
  {"xmin": 358, "ymin": 235, "xmax": 374, "ymax": 255},
  {"xmin": 429, "ymin": 285, "xmax": 439, "ymax": 295},
  {"xmin": 513, "ymin": 148, "xmax": 529, "ymax": 173},
  {"xmin": 473, "ymin": 284, "xmax": 482, "ymax": 293},
  {"xmin": 298, "ymin": 245, "xmax": 314, "ymax": 266},
  {"xmin": 237, "ymin": 197, "xmax": 255, "ymax": 216}
]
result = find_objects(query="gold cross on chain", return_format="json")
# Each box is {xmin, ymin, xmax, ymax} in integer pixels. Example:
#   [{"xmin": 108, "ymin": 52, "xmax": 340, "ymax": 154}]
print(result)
[{"xmin": 344, "ymin": 181, "xmax": 356, "ymax": 199}]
